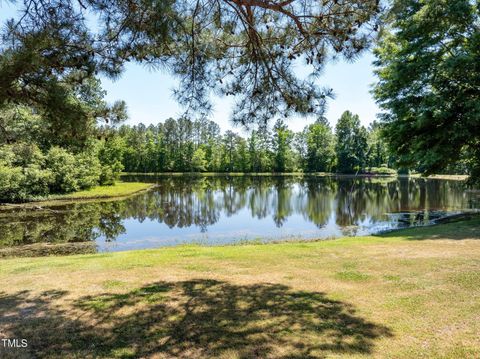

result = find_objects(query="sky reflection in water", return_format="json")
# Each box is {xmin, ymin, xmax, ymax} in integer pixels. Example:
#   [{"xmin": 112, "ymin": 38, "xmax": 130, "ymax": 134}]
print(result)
[{"xmin": 1, "ymin": 175, "xmax": 478, "ymax": 256}]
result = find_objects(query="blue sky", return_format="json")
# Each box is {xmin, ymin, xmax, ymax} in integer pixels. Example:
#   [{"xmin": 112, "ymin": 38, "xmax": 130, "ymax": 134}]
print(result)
[
  {"xmin": 1, "ymin": 2, "xmax": 380, "ymax": 133},
  {"xmin": 100, "ymin": 53, "xmax": 379, "ymax": 134}
]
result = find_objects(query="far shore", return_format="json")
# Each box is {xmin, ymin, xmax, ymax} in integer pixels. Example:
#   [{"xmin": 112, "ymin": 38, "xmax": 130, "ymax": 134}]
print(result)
[
  {"xmin": 0, "ymin": 173, "xmax": 471, "ymax": 210},
  {"xmin": 121, "ymin": 171, "xmax": 469, "ymax": 181},
  {"xmin": 0, "ymin": 182, "xmax": 155, "ymax": 210}
]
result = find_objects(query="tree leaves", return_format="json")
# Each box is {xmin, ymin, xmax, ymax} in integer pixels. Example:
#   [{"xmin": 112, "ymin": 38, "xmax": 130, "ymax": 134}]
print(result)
[
  {"xmin": 373, "ymin": 0, "xmax": 480, "ymax": 182},
  {"xmin": 1, "ymin": 0, "xmax": 382, "ymax": 126}
]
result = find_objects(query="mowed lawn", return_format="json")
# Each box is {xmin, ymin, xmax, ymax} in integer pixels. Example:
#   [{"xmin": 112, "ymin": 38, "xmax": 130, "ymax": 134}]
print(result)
[{"xmin": 0, "ymin": 219, "xmax": 479, "ymax": 358}]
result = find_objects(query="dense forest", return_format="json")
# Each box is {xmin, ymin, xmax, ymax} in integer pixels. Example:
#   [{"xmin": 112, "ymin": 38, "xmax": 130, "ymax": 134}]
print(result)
[{"xmin": 113, "ymin": 112, "xmax": 391, "ymax": 174}]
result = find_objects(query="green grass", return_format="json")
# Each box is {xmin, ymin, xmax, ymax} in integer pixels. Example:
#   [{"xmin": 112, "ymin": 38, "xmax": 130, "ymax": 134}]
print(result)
[
  {"xmin": 49, "ymin": 181, "xmax": 154, "ymax": 200},
  {"xmin": 0, "ymin": 219, "xmax": 479, "ymax": 358},
  {"xmin": 365, "ymin": 166, "xmax": 398, "ymax": 175},
  {"xmin": 0, "ymin": 182, "xmax": 154, "ymax": 209},
  {"xmin": 409, "ymin": 173, "xmax": 469, "ymax": 181}
]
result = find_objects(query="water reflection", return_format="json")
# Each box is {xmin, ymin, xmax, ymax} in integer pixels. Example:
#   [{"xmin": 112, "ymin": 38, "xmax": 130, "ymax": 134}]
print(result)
[{"xmin": 1, "ymin": 176, "xmax": 478, "ymax": 257}]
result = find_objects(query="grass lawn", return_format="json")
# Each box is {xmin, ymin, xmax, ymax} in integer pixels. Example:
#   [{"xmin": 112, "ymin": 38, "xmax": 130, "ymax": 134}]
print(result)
[
  {"xmin": 0, "ymin": 219, "xmax": 479, "ymax": 358},
  {"xmin": 0, "ymin": 182, "xmax": 154, "ymax": 209},
  {"xmin": 46, "ymin": 181, "xmax": 154, "ymax": 200}
]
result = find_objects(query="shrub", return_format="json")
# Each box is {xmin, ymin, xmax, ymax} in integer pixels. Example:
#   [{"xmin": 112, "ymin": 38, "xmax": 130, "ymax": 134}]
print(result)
[
  {"xmin": 10, "ymin": 143, "xmax": 45, "ymax": 167},
  {"xmin": 0, "ymin": 141, "xmax": 123, "ymax": 202},
  {"xmin": 22, "ymin": 165, "xmax": 54, "ymax": 197},
  {"xmin": 365, "ymin": 167, "xmax": 397, "ymax": 175},
  {"xmin": 0, "ymin": 144, "xmax": 52, "ymax": 201},
  {"xmin": 46, "ymin": 147, "xmax": 80, "ymax": 193},
  {"xmin": 0, "ymin": 163, "xmax": 26, "ymax": 201},
  {"xmin": 76, "ymin": 151, "xmax": 102, "ymax": 189},
  {"xmin": 98, "ymin": 137, "xmax": 125, "ymax": 185}
]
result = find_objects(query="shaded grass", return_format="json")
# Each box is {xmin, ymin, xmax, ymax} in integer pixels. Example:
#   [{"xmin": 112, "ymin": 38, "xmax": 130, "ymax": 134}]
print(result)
[
  {"xmin": 0, "ymin": 219, "xmax": 479, "ymax": 358},
  {"xmin": 0, "ymin": 281, "xmax": 391, "ymax": 359},
  {"xmin": 377, "ymin": 215, "xmax": 480, "ymax": 241}
]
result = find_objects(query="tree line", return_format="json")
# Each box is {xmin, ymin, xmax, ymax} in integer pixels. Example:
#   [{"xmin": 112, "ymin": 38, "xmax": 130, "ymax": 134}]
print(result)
[{"xmin": 112, "ymin": 111, "xmax": 392, "ymax": 174}]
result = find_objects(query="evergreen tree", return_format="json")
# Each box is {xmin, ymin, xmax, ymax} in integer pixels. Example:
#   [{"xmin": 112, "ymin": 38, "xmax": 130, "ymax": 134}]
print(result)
[
  {"xmin": 373, "ymin": 0, "xmax": 480, "ymax": 182},
  {"xmin": 1, "ymin": 0, "xmax": 381, "ymax": 127}
]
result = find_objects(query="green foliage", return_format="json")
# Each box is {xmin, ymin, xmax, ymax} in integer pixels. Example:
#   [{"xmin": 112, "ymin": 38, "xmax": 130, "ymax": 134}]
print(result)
[
  {"xmin": 98, "ymin": 137, "xmax": 125, "ymax": 185},
  {"xmin": 114, "ymin": 116, "xmax": 394, "ymax": 175},
  {"xmin": 365, "ymin": 167, "xmax": 397, "ymax": 176},
  {"xmin": 248, "ymin": 130, "xmax": 272, "ymax": 172},
  {"xmin": 0, "ymin": 0, "xmax": 381, "ymax": 127},
  {"xmin": 46, "ymin": 147, "xmax": 81, "ymax": 193},
  {"xmin": 76, "ymin": 151, "xmax": 102, "ymax": 189},
  {"xmin": 366, "ymin": 121, "xmax": 390, "ymax": 168},
  {"xmin": 0, "ymin": 144, "xmax": 53, "ymax": 201},
  {"xmin": 373, "ymin": 0, "xmax": 480, "ymax": 183},
  {"xmin": 0, "ymin": 140, "xmax": 124, "ymax": 202},
  {"xmin": 0, "ymin": 66, "xmax": 127, "ymax": 201},
  {"xmin": 0, "ymin": 105, "xmax": 43, "ymax": 145},
  {"xmin": 304, "ymin": 121, "xmax": 336, "ymax": 172},
  {"xmin": 21, "ymin": 165, "xmax": 54, "ymax": 197},
  {"xmin": 335, "ymin": 111, "xmax": 369, "ymax": 173},
  {"xmin": 0, "ymin": 164, "xmax": 25, "ymax": 202},
  {"xmin": 191, "ymin": 148, "xmax": 208, "ymax": 172},
  {"xmin": 272, "ymin": 119, "xmax": 295, "ymax": 172}
]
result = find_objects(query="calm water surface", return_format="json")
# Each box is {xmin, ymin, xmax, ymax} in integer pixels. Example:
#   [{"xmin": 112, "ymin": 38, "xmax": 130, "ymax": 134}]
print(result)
[{"xmin": 1, "ymin": 175, "xmax": 478, "ymax": 257}]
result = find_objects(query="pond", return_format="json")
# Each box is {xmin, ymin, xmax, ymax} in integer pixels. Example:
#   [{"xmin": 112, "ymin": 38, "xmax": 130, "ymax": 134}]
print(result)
[{"xmin": 1, "ymin": 175, "xmax": 479, "ymax": 257}]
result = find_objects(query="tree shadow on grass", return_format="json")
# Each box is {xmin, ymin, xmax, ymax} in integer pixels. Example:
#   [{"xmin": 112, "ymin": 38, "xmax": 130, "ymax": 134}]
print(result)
[
  {"xmin": 0, "ymin": 280, "xmax": 392, "ymax": 358},
  {"xmin": 375, "ymin": 216, "xmax": 480, "ymax": 241}
]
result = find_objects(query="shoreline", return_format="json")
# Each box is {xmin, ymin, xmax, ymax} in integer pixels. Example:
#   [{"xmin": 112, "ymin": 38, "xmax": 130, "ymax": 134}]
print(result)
[
  {"xmin": 0, "ymin": 182, "xmax": 155, "ymax": 210},
  {"xmin": 121, "ymin": 172, "xmax": 469, "ymax": 181},
  {"xmin": 2, "ymin": 214, "xmax": 479, "ymax": 259}
]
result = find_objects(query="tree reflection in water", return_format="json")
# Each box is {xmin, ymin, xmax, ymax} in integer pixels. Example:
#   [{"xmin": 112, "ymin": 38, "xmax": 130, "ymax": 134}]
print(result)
[{"xmin": 0, "ymin": 176, "xmax": 477, "ymax": 256}]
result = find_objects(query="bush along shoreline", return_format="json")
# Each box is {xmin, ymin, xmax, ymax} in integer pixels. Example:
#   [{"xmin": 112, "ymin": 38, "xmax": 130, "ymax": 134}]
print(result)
[{"xmin": 0, "ymin": 141, "xmax": 123, "ymax": 203}]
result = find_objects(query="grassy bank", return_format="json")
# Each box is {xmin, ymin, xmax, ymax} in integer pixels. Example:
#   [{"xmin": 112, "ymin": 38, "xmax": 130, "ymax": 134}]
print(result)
[
  {"xmin": 1, "ymin": 219, "xmax": 479, "ymax": 358},
  {"xmin": 50, "ymin": 181, "xmax": 154, "ymax": 200},
  {"xmin": 409, "ymin": 173, "xmax": 469, "ymax": 181},
  {"xmin": 0, "ymin": 182, "xmax": 154, "ymax": 209}
]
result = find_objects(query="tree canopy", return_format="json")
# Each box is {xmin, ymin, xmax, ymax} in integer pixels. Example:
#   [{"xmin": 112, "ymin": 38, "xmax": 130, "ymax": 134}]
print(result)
[
  {"xmin": 335, "ymin": 110, "xmax": 368, "ymax": 173},
  {"xmin": 373, "ymin": 0, "xmax": 480, "ymax": 182},
  {"xmin": 1, "ymin": 0, "xmax": 381, "ymax": 127},
  {"xmin": 111, "ymin": 113, "xmax": 391, "ymax": 174}
]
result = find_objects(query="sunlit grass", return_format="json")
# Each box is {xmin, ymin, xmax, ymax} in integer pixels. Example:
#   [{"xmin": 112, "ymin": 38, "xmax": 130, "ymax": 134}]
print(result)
[
  {"xmin": 0, "ymin": 182, "xmax": 154, "ymax": 209},
  {"xmin": 50, "ymin": 181, "xmax": 154, "ymax": 200},
  {"xmin": 0, "ymin": 218, "xmax": 479, "ymax": 358}
]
